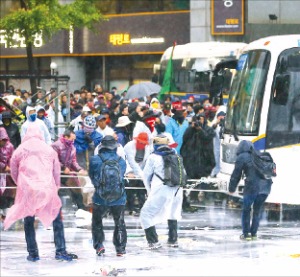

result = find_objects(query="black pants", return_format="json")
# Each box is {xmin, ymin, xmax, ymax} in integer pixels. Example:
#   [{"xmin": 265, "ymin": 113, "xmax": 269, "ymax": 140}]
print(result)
[
  {"xmin": 24, "ymin": 209, "xmax": 66, "ymax": 256},
  {"xmin": 92, "ymin": 204, "xmax": 127, "ymax": 253}
]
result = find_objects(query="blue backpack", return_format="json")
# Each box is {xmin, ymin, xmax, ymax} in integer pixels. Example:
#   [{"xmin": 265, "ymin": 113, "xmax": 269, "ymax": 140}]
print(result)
[{"xmin": 96, "ymin": 153, "xmax": 124, "ymax": 201}]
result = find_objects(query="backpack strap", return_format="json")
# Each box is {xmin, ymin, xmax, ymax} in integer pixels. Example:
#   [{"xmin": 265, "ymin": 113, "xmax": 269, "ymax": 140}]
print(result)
[
  {"xmin": 154, "ymin": 172, "xmax": 165, "ymax": 182},
  {"xmin": 98, "ymin": 152, "xmax": 105, "ymax": 162}
]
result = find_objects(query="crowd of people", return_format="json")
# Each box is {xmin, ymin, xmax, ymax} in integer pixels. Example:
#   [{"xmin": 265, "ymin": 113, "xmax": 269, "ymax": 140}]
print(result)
[
  {"xmin": 0, "ymin": 84, "xmax": 226, "ymax": 213},
  {"xmin": 0, "ymin": 83, "xmax": 272, "ymax": 259}
]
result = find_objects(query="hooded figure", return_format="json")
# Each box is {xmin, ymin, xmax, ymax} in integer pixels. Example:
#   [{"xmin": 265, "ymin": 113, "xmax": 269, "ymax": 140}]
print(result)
[
  {"xmin": 1, "ymin": 111, "xmax": 21, "ymax": 149},
  {"xmin": 4, "ymin": 124, "xmax": 78, "ymax": 262},
  {"xmin": 4, "ymin": 124, "xmax": 62, "ymax": 230},
  {"xmin": 140, "ymin": 135, "xmax": 184, "ymax": 249},
  {"xmin": 180, "ymin": 112, "xmax": 215, "ymax": 179},
  {"xmin": 229, "ymin": 140, "xmax": 273, "ymax": 241},
  {"xmin": 36, "ymin": 105, "xmax": 54, "ymax": 140},
  {"xmin": 0, "ymin": 127, "xmax": 16, "ymax": 209},
  {"xmin": 20, "ymin": 105, "xmax": 52, "ymax": 145}
]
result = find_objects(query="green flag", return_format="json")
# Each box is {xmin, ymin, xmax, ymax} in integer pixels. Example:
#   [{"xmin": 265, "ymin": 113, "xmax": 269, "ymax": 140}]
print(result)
[{"xmin": 158, "ymin": 43, "xmax": 178, "ymax": 101}]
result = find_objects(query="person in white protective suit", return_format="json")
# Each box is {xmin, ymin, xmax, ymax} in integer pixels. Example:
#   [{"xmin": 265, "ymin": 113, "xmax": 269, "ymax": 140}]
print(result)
[
  {"xmin": 123, "ymin": 132, "xmax": 152, "ymax": 214},
  {"xmin": 20, "ymin": 105, "xmax": 52, "ymax": 145},
  {"xmin": 139, "ymin": 135, "xmax": 183, "ymax": 249}
]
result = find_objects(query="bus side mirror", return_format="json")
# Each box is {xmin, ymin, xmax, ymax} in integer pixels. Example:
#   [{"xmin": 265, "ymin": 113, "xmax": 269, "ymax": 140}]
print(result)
[{"xmin": 273, "ymin": 75, "xmax": 290, "ymax": 105}]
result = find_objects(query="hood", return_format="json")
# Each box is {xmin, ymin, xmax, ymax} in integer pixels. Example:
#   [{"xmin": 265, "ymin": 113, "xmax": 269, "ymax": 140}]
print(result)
[
  {"xmin": 153, "ymin": 144, "xmax": 175, "ymax": 156},
  {"xmin": 25, "ymin": 106, "xmax": 37, "ymax": 122},
  {"xmin": 0, "ymin": 127, "xmax": 9, "ymax": 141},
  {"xmin": 236, "ymin": 140, "xmax": 254, "ymax": 155},
  {"xmin": 35, "ymin": 105, "xmax": 45, "ymax": 113},
  {"xmin": 23, "ymin": 123, "xmax": 45, "ymax": 143}
]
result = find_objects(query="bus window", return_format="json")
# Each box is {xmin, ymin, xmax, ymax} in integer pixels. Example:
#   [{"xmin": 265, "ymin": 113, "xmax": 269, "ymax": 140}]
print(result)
[
  {"xmin": 266, "ymin": 48, "xmax": 300, "ymax": 148},
  {"xmin": 225, "ymin": 50, "xmax": 270, "ymax": 135},
  {"xmin": 272, "ymin": 74, "xmax": 290, "ymax": 105},
  {"xmin": 291, "ymin": 94, "xmax": 300, "ymax": 131}
]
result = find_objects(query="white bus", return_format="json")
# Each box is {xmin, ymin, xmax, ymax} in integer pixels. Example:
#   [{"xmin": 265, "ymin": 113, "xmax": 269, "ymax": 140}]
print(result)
[
  {"xmin": 218, "ymin": 35, "xmax": 300, "ymax": 205},
  {"xmin": 156, "ymin": 41, "xmax": 247, "ymax": 104}
]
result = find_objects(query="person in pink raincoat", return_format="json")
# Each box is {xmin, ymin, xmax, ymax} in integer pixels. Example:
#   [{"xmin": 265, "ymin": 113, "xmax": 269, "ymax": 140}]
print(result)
[
  {"xmin": 0, "ymin": 127, "xmax": 16, "ymax": 218},
  {"xmin": 4, "ymin": 124, "xmax": 77, "ymax": 262}
]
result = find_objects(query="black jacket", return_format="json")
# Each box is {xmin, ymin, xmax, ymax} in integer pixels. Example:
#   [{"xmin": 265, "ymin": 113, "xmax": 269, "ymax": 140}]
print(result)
[
  {"xmin": 229, "ymin": 140, "xmax": 272, "ymax": 195},
  {"xmin": 180, "ymin": 122, "xmax": 215, "ymax": 179},
  {"xmin": 3, "ymin": 122, "xmax": 21, "ymax": 149}
]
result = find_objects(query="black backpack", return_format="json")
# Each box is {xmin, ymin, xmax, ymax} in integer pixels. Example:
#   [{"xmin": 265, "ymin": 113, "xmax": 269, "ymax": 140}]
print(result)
[
  {"xmin": 251, "ymin": 149, "xmax": 277, "ymax": 179},
  {"xmin": 155, "ymin": 153, "xmax": 187, "ymax": 187},
  {"xmin": 96, "ymin": 153, "xmax": 124, "ymax": 201}
]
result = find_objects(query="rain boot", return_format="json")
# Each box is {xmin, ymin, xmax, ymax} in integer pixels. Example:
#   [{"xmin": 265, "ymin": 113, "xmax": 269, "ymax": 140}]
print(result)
[
  {"xmin": 167, "ymin": 220, "xmax": 178, "ymax": 247},
  {"xmin": 144, "ymin": 226, "xmax": 161, "ymax": 249}
]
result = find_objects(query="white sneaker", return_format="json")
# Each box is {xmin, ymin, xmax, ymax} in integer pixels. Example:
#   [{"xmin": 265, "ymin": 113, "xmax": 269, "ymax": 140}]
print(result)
[
  {"xmin": 167, "ymin": 241, "xmax": 179, "ymax": 248},
  {"xmin": 147, "ymin": 242, "xmax": 162, "ymax": 250}
]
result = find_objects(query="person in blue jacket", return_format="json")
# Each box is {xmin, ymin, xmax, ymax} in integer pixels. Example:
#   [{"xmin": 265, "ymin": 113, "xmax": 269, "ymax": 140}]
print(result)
[
  {"xmin": 89, "ymin": 135, "xmax": 127, "ymax": 257},
  {"xmin": 165, "ymin": 104, "xmax": 189, "ymax": 154},
  {"xmin": 74, "ymin": 115, "xmax": 102, "ymax": 170},
  {"xmin": 229, "ymin": 140, "xmax": 273, "ymax": 241}
]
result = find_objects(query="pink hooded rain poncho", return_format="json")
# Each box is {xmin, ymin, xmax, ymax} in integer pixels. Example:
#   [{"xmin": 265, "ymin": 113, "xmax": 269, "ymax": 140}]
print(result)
[{"xmin": 4, "ymin": 124, "xmax": 62, "ymax": 230}]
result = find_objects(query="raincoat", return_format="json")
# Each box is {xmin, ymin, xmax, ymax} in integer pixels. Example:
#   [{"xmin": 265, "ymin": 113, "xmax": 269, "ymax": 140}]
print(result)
[
  {"xmin": 180, "ymin": 114, "xmax": 216, "ymax": 179},
  {"xmin": 35, "ymin": 105, "xmax": 55, "ymax": 141},
  {"xmin": 20, "ymin": 106, "xmax": 52, "ymax": 145},
  {"xmin": 140, "ymin": 145, "xmax": 183, "ymax": 229},
  {"xmin": 4, "ymin": 124, "xmax": 62, "ymax": 230},
  {"xmin": 123, "ymin": 140, "xmax": 151, "ymax": 178},
  {"xmin": 0, "ymin": 127, "xmax": 15, "ymax": 200}
]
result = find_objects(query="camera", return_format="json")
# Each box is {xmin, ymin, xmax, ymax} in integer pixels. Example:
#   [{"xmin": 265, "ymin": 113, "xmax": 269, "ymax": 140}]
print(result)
[{"xmin": 219, "ymin": 118, "xmax": 225, "ymax": 126}]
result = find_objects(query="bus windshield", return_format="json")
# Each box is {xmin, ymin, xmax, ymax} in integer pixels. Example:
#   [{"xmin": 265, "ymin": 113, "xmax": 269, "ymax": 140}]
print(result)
[
  {"xmin": 159, "ymin": 57, "xmax": 235, "ymax": 105},
  {"xmin": 225, "ymin": 50, "xmax": 271, "ymax": 135},
  {"xmin": 157, "ymin": 42, "xmax": 247, "ymax": 103}
]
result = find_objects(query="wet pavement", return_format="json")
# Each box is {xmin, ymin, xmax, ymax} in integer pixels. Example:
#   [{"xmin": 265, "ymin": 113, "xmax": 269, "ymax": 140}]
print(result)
[{"xmin": 1, "ymin": 195, "xmax": 300, "ymax": 276}]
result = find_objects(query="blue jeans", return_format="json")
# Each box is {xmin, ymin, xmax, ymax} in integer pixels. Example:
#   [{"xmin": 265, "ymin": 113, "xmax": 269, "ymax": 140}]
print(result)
[
  {"xmin": 24, "ymin": 210, "xmax": 66, "ymax": 256},
  {"xmin": 242, "ymin": 194, "xmax": 268, "ymax": 236}
]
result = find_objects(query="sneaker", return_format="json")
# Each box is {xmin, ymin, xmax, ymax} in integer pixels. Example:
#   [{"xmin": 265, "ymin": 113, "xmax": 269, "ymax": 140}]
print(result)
[
  {"xmin": 147, "ymin": 242, "xmax": 162, "ymax": 250},
  {"xmin": 96, "ymin": 246, "xmax": 105, "ymax": 256},
  {"xmin": 67, "ymin": 253, "xmax": 78, "ymax": 259},
  {"xmin": 55, "ymin": 251, "xmax": 77, "ymax": 261},
  {"xmin": 27, "ymin": 254, "xmax": 40, "ymax": 262},
  {"xmin": 240, "ymin": 234, "xmax": 252, "ymax": 241},
  {"xmin": 116, "ymin": 250, "xmax": 126, "ymax": 257},
  {"xmin": 251, "ymin": 235, "xmax": 258, "ymax": 241},
  {"xmin": 167, "ymin": 241, "xmax": 179, "ymax": 248}
]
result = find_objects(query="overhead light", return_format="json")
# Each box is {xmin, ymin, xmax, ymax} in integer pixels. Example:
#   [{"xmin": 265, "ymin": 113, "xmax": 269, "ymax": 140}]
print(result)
[
  {"xmin": 50, "ymin": 62, "xmax": 57, "ymax": 70},
  {"xmin": 50, "ymin": 62, "xmax": 58, "ymax": 75}
]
